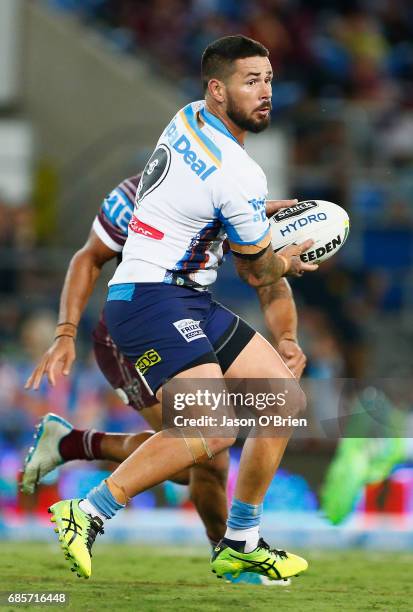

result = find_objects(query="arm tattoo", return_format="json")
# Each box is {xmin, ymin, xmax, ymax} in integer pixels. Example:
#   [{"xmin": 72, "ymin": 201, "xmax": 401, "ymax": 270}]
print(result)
[
  {"xmin": 234, "ymin": 246, "xmax": 286, "ymax": 288},
  {"xmin": 256, "ymin": 278, "xmax": 292, "ymax": 311}
]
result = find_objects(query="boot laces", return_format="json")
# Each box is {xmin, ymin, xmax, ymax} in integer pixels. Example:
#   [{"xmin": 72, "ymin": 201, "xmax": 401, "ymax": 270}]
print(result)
[
  {"xmin": 257, "ymin": 537, "xmax": 288, "ymax": 559},
  {"xmin": 86, "ymin": 516, "xmax": 105, "ymax": 555}
]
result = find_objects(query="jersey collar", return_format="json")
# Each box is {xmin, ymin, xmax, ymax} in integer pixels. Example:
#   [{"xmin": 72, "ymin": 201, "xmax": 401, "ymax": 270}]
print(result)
[{"xmin": 200, "ymin": 106, "xmax": 244, "ymax": 148}]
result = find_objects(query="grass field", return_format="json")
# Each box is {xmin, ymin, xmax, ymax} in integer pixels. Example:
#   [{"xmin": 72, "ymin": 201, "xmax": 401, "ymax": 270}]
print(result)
[{"xmin": 1, "ymin": 542, "xmax": 413, "ymax": 611}]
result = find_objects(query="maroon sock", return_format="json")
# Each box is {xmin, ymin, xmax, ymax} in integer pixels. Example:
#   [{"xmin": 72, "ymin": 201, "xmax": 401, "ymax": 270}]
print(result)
[{"xmin": 59, "ymin": 429, "xmax": 105, "ymax": 461}]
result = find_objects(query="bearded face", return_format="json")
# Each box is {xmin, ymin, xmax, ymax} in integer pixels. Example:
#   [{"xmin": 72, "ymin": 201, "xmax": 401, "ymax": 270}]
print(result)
[{"xmin": 226, "ymin": 93, "xmax": 272, "ymax": 134}]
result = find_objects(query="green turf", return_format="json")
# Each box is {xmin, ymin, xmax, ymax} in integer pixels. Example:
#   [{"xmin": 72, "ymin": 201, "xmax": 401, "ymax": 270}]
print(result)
[{"xmin": 1, "ymin": 542, "xmax": 412, "ymax": 611}]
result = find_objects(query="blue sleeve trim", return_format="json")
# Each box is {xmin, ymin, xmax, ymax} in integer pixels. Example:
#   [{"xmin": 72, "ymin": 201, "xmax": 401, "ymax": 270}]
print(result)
[
  {"xmin": 227, "ymin": 225, "xmax": 270, "ymax": 246},
  {"xmin": 217, "ymin": 206, "xmax": 270, "ymax": 245}
]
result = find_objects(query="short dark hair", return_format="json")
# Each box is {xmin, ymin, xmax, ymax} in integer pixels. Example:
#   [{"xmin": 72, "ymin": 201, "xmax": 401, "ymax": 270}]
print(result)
[{"xmin": 201, "ymin": 35, "xmax": 269, "ymax": 93}]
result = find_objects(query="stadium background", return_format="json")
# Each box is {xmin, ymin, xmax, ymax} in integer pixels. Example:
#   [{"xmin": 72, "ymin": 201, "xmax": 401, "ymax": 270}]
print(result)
[{"xmin": 1, "ymin": 0, "xmax": 413, "ymax": 555}]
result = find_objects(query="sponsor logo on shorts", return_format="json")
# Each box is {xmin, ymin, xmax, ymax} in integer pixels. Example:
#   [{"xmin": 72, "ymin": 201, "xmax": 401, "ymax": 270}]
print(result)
[
  {"xmin": 272, "ymin": 201, "xmax": 318, "ymax": 222},
  {"xmin": 173, "ymin": 319, "xmax": 206, "ymax": 342},
  {"xmin": 135, "ymin": 349, "xmax": 162, "ymax": 375}
]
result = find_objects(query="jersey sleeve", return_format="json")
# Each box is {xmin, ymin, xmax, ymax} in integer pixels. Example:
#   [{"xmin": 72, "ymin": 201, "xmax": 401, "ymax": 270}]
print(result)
[
  {"xmin": 218, "ymin": 178, "xmax": 271, "ymax": 258},
  {"xmin": 92, "ymin": 175, "xmax": 140, "ymax": 252}
]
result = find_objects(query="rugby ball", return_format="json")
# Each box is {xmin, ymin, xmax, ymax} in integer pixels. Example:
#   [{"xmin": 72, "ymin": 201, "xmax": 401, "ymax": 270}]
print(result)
[{"xmin": 269, "ymin": 200, "xmax": 349, "ymax": 264}]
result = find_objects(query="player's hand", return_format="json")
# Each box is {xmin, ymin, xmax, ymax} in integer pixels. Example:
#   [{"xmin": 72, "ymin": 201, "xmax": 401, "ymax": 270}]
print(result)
[
  {"xmin": 266, "ymin": 199, "xmax": 297, "ymax": 217},
  {"xmin": 24, "ymin": 337, "xmax": 76, "ymax": 390},
  {"xmin": 278, "ymin": 339, "xmax": 307, "ymax": 379},
  {"xmin": 277, "ymin": 240, "xmax": 319, "ymax": 277}
]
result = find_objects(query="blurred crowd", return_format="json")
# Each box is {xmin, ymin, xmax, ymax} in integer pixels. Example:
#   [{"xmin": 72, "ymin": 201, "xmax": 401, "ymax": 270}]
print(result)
[{"xmin": 47, "ymin": 0, "xmax": 413, "ymax": 108}]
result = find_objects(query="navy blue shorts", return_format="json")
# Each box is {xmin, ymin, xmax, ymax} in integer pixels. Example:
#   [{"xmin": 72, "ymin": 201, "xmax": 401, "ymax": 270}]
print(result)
[{"xmin": 104, "ymin": 283, "xmax": 255, "ymax": 394}]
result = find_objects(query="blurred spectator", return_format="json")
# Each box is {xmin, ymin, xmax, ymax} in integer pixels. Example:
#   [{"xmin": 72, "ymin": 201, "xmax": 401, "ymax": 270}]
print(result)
[
  {"xmin": 19, "ymin": 311, "xmax": 55, "ymax": 362},
  {"xmin": 45, "ymin": 0, "xmax": 413, "ymax": 105}
]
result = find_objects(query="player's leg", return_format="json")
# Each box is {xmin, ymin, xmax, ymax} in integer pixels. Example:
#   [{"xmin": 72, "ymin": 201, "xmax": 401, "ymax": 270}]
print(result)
[
  {"xmin": 90, "ymin": 349, "xmax": 234, "ymax": 576},
  {"xmin": 98, "ymin": 287, "xmax": 236, "ymax": 499},
  {"xmin": 190, "ymin": 449, "xmax": 291, "ymax": 587},
  {"xmin": 93, "ymin": 320, "xmax": 219, "ymax": 492},
  {"xmin": 225, "ymin": 333, "xmax": 302, "ymax": 503},
  {"xmin": 21, "ymin": 414, "xmax": 155, "ymax": 486},
  {"xmin": 188, "ymin": 450, "xmax": 229, "ymax": 545},
  {"xmin": 94, "ymin": 402, "xmax": 230, "ymax": 545},
  {"xmin": 48, "ymin": 284, "xmax": 236, "ymax": 577},
  {"xmin": 206, "ymin": 304, "xmax": 302, "ymax": 508},
  {"xmin": 103, "ymin": 362, "xmax": 233, "ymax": 499},
  {"xmin": 48, "ymin": 362, "xmax": 233, "ymax": 578},
  {"xmin": 90, "ymin": 318, "xmax": 169, "ymax": 465},
  {"xmin": 21, "ymin": 409, "xmax": 195, "ymax": 492},
  {"xmin": 24, "ymin": 320, "xmax": 231, "ymax": 548},
  {"xmin": 21, "ymin": 327, "xmax": 191, "ymax": 492},
  {"xmin": 98, "ymin": 407, "xmax": 191, "ymax": 486},
  {"xmin": 211, "ymin": 331, "xmax": 308, "ymax": 580}
]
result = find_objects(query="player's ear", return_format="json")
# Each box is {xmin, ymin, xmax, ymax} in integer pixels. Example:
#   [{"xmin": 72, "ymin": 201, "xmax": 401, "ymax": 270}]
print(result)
[{"xmin": 207, "ymin": 78, "xmax": 226, "ymax": 103}]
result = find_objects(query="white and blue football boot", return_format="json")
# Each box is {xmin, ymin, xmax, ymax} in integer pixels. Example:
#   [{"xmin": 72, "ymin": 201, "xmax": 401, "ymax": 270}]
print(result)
[{"xmin": 21, "ymin": 413, "xmax": 72, "ymax": 494}]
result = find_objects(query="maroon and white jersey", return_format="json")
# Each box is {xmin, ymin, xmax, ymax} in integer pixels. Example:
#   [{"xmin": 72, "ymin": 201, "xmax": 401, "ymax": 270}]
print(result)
[{"xmin": 92, "ymin": 175, "xmax": 140, "ymax": 252}]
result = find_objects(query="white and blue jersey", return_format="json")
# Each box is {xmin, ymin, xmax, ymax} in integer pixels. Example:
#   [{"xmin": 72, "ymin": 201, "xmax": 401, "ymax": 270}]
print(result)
[{"xmin": 109, "ymin": 100, "xmax": 271, "ymax": 289}]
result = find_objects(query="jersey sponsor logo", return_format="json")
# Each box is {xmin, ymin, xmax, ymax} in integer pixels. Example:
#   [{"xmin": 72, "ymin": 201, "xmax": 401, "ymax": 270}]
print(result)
[
  {"xmin": 300, "ymin": 235, "xmax": 342, "ymax": 262},
  {"xmin": 137, "ymin": 144, "xmax": 171, "ymax": 203},
  {"xmin": 173, "ymin": 319, "xmax": 206, "ymax": 342},
  {"xmin": 135, "ymin": 349, "xmax": 162, "ymax": 375},
  {"xmin": 248, "ymin": 197, "xmax": 267, "ymax": 222},
  {"xmin": 272, "ymin": 201, "xmax": 318, "ymax": 222},
  {"xmin": 165, "ymin": 121, "xmax": 217, "ymax": 181},
  {"xmin": 279, "ymin": 212, "xmax": 327, "ymax": 237},
  {"xmin": 129, "ymin": 215, "xmax": 164, "ymax": 240}
]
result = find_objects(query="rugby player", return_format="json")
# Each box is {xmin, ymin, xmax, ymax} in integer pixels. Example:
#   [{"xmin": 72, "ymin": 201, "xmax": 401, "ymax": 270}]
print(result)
[
  {"xmin": 23, "ymin": 173, "xmax": 304, "ymax": 585},
  {"xmin": 47, "ymin": 35, "xmax": 318, "ymax": 581}
]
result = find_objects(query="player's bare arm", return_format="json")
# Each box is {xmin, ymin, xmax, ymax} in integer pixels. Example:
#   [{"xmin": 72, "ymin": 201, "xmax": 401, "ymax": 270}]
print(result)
[
  {"xmin": 232, "ymin": 238, "xmax": 318, "ymax": 288},
  {"xmin": 25, "ymin": 231, "xmax": 116, "ymax": 389},
  {"xmin": 256, "ymin": 278, "xmax": 306, "ymax": 378}
]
